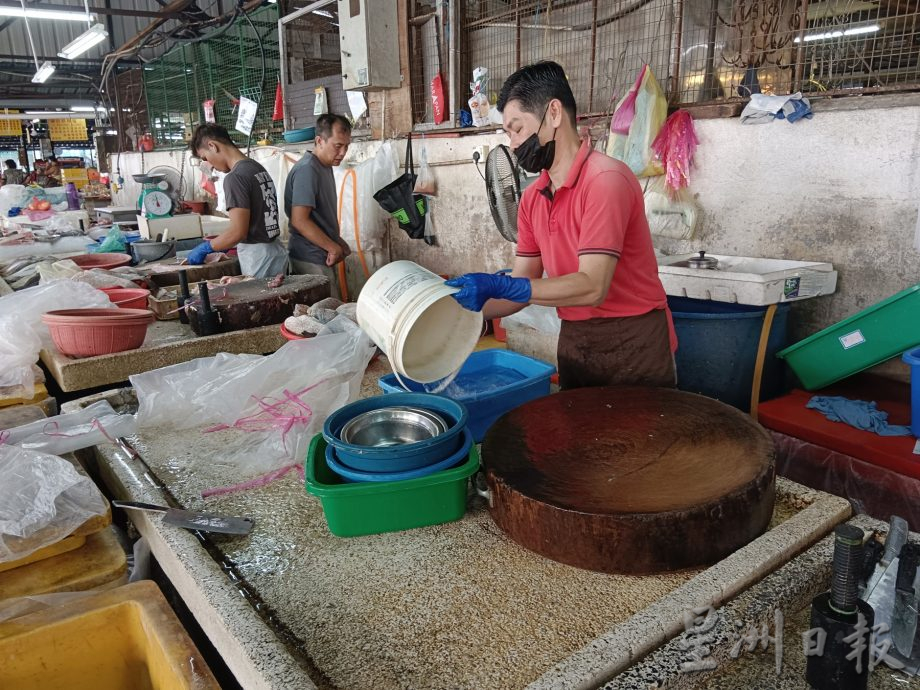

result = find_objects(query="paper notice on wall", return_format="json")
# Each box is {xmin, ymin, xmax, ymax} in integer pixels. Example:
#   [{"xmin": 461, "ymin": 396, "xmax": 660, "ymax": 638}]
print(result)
[
  {"xmin": 235, "ymin": 96, "xmax": 258, "ymax": 136},
  {"xmin": 346, "ymin": 91, "xmax": 367, "ymax": 120}
]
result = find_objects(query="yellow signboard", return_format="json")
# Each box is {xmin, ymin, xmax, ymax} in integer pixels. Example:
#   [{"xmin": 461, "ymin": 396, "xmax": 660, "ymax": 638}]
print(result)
[
  {"xmin": 48, "ymin": 119, "xmax": 88, "ymax": 141},
  {"xmin": 0, "ymin": 110, "xmax": 21, "ymax": 137}
]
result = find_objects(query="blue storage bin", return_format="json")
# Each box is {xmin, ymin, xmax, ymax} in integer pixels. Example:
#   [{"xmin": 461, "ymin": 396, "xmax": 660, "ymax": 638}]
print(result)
[
  {"xmin": 903, "ymin": 347, "xmax": 920, "ymax": 438},
  {"xmin": 378, "ymin": 349, "xmax": 556, "ymax": 442},
  {"xmin": 669, "ymin": 296, "xmax": 790, "ymax": 412}
]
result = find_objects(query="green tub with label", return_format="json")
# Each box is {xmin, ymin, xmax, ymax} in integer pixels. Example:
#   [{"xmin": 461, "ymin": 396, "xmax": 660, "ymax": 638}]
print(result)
[
  {"xmin": 305, "ymin": 433, "xmax": 479, "ymax": 537},
  {"xmin": 777, "ymin": 283, "xmax": 920, "ymax": 390}
]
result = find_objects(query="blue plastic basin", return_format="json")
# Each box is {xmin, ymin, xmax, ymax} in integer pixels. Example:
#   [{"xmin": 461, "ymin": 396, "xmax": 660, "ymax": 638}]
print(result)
[
  {"xmin": 326, "ymin": 427, "xmax": 474, "ymax": 483},
  {"xmin": 903, "ymin": 347, "xmax": 920, "ymax": 438},
  {"xmin": 322, "ymin": 393, "xmax": 468, "ymax": 472},
  {"xmin": 378, "ymin": 349, "xmax": 556, "ymax": 442}
]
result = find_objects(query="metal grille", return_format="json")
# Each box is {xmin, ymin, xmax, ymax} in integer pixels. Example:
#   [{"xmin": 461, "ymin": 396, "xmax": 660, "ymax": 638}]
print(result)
[
  {"xmin": 410, "ymin": 1, "xmax": 451, "ymax": 126},
  {"xmin": 143, "ymin": 5, "xmax": 280, "ymax": 148},
  {"xmin": 459, "ymin": 0, "xmax": 920, "ymax": 114}
]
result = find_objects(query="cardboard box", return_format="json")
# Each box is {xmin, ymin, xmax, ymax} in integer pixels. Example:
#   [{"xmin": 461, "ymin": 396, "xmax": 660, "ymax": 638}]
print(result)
[{"xmin": 137, "ymin": 213, "xmax": 202, "ymax": 241}]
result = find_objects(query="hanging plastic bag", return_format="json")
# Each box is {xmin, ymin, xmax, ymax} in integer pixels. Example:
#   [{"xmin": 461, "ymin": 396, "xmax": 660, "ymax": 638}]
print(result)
[
  {"xmin": 1, "ymin": 400, "xmax": 137, "ymax": 455},
  {"xmin": 413, "ymin": 143, "xmax": 437, "ymax": 196},
  {"xmin": 314, "ymin": 86, "xmax": 328, "ymax": 116},
  {"xmin": 651, "ymin": 109, "xmax": 699, "ymax": 195},
  {"xmin": 373, "ymin": 134, "xmax": 428, "ymax": 240},
  {"xmin": 0, "ymin": 445, "xmax": 109, "ymax": 564},
  {"xmin": 335, "ymin": 141, "xmax": 398, "ymax": 254},
  {"xmin": 468, "ymin": 67, "xmax": 491, "ymax": 127},
  {"xmin": 130, "ymin": 316, "xmax": 375, "ymax": 474},
  {"xmin": 643, "ymin": 176, "xmax": 700, "ymax": 240},
  {"xmin": 606, "ymin": 65, "xmax": 667, "ymax": 177}
]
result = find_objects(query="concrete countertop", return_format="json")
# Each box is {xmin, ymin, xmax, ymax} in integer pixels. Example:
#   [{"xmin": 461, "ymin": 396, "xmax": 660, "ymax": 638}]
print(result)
[
  {"xmin": 41, "ymin": 320, "xmax": 286, "ymax": 392},
  {"xmin": 67, "ymin": 351, "xmax": 855, "ymax": 690}
]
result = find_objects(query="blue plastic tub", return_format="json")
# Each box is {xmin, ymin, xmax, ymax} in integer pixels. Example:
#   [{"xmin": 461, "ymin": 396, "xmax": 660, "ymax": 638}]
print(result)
[
  {"xmin": 669, "ymin": 297, "xmax": 790, "ymax": 412},
  {"xmin": 378, "ymin": 349, "xmax": 556, "ymax": 442},
  {"xmin": 903, "ymin": 347, "xmax": 920, "ymax": 438},
  {"xmin": 326, "ymin": 428, "xmax": 474, "ymax": 482},
  {"xmin": 322, "ymin": 393, "xmax": 468, "ymax": 471}
]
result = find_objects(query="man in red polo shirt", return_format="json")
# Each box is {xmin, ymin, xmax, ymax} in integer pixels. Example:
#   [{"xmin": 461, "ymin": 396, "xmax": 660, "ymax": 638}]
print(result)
[{"xmin": 446, "ymin": 61, "xmax": 676, "ymax": 389}]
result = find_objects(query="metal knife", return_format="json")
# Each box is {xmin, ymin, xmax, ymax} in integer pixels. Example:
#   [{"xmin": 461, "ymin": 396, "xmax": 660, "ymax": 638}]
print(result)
[
  {"xmin": 893, "ymin": 543, "xmax": 920, "ymax": 656},
  {"xmin": 113, "ymin": 500, "xmax": 254, "ymax": 535},
  {"xmin": 864, "ymin": 516, "xmax": 909, "ymax": 600}
]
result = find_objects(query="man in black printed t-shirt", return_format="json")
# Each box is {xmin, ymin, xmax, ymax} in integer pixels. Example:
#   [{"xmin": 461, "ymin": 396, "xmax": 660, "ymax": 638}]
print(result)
[{"xmin": 187, "ymin": 124, "xmax": 287, "ymax": 278}]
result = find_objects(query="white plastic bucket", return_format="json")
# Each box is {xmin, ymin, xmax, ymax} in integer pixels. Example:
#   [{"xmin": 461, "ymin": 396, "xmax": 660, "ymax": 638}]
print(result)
[{"xmin": 357, "ymin": 260, "xmax": 482, "ymax": 383}]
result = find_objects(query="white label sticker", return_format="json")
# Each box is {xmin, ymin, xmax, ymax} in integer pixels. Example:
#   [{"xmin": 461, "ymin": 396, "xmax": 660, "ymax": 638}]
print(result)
[
  {"xmin": 234, "ymin": 96, "xmax": 258, "ymax": 136},
  {"xmin": 839, "ymin": 330, "xmax": 866, "ymax": 350}
]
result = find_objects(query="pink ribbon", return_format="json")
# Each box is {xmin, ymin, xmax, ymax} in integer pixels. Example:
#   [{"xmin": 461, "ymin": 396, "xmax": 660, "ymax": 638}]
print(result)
[{"xmin": 201, "ymin": 462, "xmax": 305, "ymax": 499}]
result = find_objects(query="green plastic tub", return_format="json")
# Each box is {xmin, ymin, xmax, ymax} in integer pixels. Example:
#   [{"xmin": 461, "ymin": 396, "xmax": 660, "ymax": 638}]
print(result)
[
  {"xmin": 305, "ymin": 434, "xmax": 479, "ymax": 537},
  {"xmin": 777, "ymin": 283, "xmax": 920, "ymax": 390}
]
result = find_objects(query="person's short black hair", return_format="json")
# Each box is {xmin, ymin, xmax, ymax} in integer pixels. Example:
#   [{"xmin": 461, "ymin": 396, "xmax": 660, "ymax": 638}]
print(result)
[
  {"xmin": 190, "ymin": 123, "xmax": 236, "ymax": 153},
  {"xmin": 497, "ymin": 61, "xmax": 577, "ymax": 124},
  {"xmin": 315, "ymin": 113, "xmax": 352, "ymax": 139},
  {"xmin": 4, "ymin": 159, "xmax": 15, "ymax": 169}
]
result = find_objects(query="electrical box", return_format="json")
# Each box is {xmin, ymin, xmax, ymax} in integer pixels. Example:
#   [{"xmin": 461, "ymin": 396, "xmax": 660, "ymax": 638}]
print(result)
[{"xmin": 337, "ymin": 0, "xmax": 401, "ymax": 90}]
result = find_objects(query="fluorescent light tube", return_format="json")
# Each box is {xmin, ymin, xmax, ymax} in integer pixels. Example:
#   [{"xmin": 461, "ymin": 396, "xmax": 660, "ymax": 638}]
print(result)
[
  {"xmin": 58, "ymin": 23, "xmax": 108, "ymax": 59},
  {"xmin": 32, "ymin": 61, "xmax": 55, "ymax": 84},
  {"xmin": 794, "ymin": 24, "xmax": 880, "ymax": 43},
  {"xmin": 0, "ymin": 6, "xmax": 92, "ymax": 21}
]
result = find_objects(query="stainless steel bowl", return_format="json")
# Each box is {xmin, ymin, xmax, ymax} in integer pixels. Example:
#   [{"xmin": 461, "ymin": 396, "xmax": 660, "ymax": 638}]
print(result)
[{"xmin": 339, "ymin": 407, "xmax": 448, "ymax": 447}]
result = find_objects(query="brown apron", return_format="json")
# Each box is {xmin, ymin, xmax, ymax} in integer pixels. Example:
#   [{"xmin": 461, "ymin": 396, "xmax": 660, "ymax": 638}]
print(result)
[{"xmin": 557, "ymin": 309, "xmax": 676, "ymax": 390}]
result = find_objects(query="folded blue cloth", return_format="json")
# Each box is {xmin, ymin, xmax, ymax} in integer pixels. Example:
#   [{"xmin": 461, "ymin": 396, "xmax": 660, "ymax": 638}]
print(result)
[{"xmin": 806, "ymin": 396, "xmax": 912, "ymax": 436}]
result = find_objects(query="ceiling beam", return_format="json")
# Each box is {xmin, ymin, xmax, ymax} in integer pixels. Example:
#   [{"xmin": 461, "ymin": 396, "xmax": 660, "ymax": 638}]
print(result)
[{"xmin": 0, "ymin": 1, "xmax": 183, "ymax": 18}]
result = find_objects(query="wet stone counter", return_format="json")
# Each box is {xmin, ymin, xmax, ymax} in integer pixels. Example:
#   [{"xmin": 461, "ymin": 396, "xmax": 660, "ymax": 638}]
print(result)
[{"xmin": 67, "ymin": 362, "xmax": 853, "ymax": 690}]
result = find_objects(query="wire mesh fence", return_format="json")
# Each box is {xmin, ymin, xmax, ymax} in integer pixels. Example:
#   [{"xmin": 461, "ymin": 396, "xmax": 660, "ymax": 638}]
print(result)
[
  {"xmin": 410, "ymin": 1, "xmax": 451, "ymax": 126},
  {"xmin": 143, "ymin": 4, "xmax": 281, "ymax": 148},
  {"xmin": 459, "ymin": 0, "xmax": 920, "ymax": 116}
]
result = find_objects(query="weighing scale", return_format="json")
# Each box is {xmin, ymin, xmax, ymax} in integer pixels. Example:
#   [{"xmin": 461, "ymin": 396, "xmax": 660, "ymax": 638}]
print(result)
[{"xmin": 132, "ymin": 173, "xmax": 173, "ymax": 219}]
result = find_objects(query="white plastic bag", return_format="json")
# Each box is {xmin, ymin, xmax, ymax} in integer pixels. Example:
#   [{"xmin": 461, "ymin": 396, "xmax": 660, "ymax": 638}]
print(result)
[
  {"xmin": 413, "ymin": 144, "xmax": 437, "ymax": 196},
  {"xmin": 0, "ymin": 445, "xmax": 109, "ymax": 564},
  {"xmin": 1, "ymin": 401, "xmax": 137, "ymax": 455},
  {"xmin": 130, "ymin": 316, "xmax": 375, "ymax": 474},
  {"xmin": 502, "ymin": 304, "xmax": 562, "ymax": 335},
  {"xmin": 314, "ymin": 86, "xmax": 328, "ymax": 116},
  {"xmin": 643, "ymin": 176, "xmax": 700, "ymax": 240}
]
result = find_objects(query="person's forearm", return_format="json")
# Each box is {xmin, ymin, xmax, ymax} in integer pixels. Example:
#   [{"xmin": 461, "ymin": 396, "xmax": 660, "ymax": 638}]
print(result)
[
  {"xmin": 483, "ymin": 299, "xmax": 527, "ymax": 321},
  {"xmin": 209, "ymin": 225, "xmax": 248, "ymax": 251},
  {"xmin": 292, "ymin": 219, "xmax": 340, "ymax": 253},
  {"xmin": 529, "ymin": 273, "xmax": 607, "ymax": 307}
]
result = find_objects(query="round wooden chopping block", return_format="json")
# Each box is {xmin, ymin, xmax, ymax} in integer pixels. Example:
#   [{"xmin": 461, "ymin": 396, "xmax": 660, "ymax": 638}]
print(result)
[{"xmin": 480, "ymin": 386, "xmax": 775, "ymax": 574}]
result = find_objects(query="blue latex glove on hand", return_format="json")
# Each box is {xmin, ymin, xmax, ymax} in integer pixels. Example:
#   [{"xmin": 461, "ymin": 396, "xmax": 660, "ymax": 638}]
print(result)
[
  {"xmin": 444, "ymin": 273, "xmax": 532, "ymax": 312},
  {"xmin": 186, "ymin": 240, "xmax": 214, "ymax": 266}
]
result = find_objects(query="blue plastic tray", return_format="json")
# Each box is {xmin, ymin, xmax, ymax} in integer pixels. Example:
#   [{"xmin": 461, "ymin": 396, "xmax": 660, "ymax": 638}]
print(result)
[{"xmin": 378, "ymin": 349, "xmax": 556, "ymax": 442}]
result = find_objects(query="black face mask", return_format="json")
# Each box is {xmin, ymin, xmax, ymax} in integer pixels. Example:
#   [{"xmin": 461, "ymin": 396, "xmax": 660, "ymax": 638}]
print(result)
[{"xmin": 513, "ymin": 105, "xmax": 556, "ymax": 174}]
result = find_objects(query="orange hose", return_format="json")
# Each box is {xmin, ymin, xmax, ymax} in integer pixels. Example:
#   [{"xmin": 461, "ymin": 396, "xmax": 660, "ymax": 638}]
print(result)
[{"xmin": 335, "ymin": 168, "xmax": 370, "ymax": 303}]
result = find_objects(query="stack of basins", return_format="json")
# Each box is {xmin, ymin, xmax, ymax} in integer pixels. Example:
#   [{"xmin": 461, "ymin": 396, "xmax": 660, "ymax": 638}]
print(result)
[
  {"xmin": 306, "ymin": 393, "xmax": 479, "ymax": 537},
  {"xmin": 322, "ymin": 393, "xmax": 472, "ymax": 482}
]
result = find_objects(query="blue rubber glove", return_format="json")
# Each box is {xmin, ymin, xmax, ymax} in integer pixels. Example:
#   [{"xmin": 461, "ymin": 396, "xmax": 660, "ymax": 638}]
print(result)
[
  {"xmin": 186, "ymin": 240, "xmax": 214, "ymax": 266},
  {"xmin": 444, "ymin": 273, "xmax": 532, "ymax": 312}
]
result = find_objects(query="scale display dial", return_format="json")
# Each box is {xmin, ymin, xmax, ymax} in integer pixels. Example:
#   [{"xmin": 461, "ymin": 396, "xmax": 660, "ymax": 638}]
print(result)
[{"xmin": 142, "ymin": 190, "xmax": 172, "ymax": 215}]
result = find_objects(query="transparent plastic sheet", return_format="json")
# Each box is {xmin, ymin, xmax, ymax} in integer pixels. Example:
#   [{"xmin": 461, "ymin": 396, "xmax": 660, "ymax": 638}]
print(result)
[
  {"xmin": 131, "ymin": 316, "xmax": 375, "ymax": 474},
  {"xmin": 0, "ymin": 400, "xmax": 137, "ymax": 455},
  {"xmin": 0, "ymin": 281, "xmax": 112, "ymax": 395},
  {"xmin": 0, "ymin": 591, "xmax": 96, "ymax": 624},
  {"xmin": 0, "ymin": 445, "xmax": 109, "ymax": 564},
  {"xmin": 771, "ymin": 430, "xmax": 920, "ymax": 531},
  {"xmin": 0, "ymin": 314, "xmax": 42, "ymax": 397},
  {"xmin": 501, "ymin": 304, "xmax": 562, "ymax": 335},
  {"xmin": 606, "ymin": 65, "xmax": 668, "ymax": 177},
  {"xmin": 336, "ymin": 141, "xmax": 400, "ymax": 253}
]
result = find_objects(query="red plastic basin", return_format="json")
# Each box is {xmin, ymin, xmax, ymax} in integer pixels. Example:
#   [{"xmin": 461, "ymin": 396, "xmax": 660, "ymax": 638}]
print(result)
[
  {"xmin": 101, "ymin": 288, "xmax": 151, "ymax": 310},
  {"xmin": 69, "ymin": 253, "xmax": 133, "ymax": 270}
]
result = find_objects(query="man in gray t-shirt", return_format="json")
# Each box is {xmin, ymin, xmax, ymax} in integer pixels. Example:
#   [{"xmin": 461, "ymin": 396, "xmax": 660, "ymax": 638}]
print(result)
[
  {"xmin": 284, "ymin": 113, "xmax": 353, "ymax": 298},
  {"xmin": 187, "ymin": 124, "xmax": 288, "ymax": 278}
]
